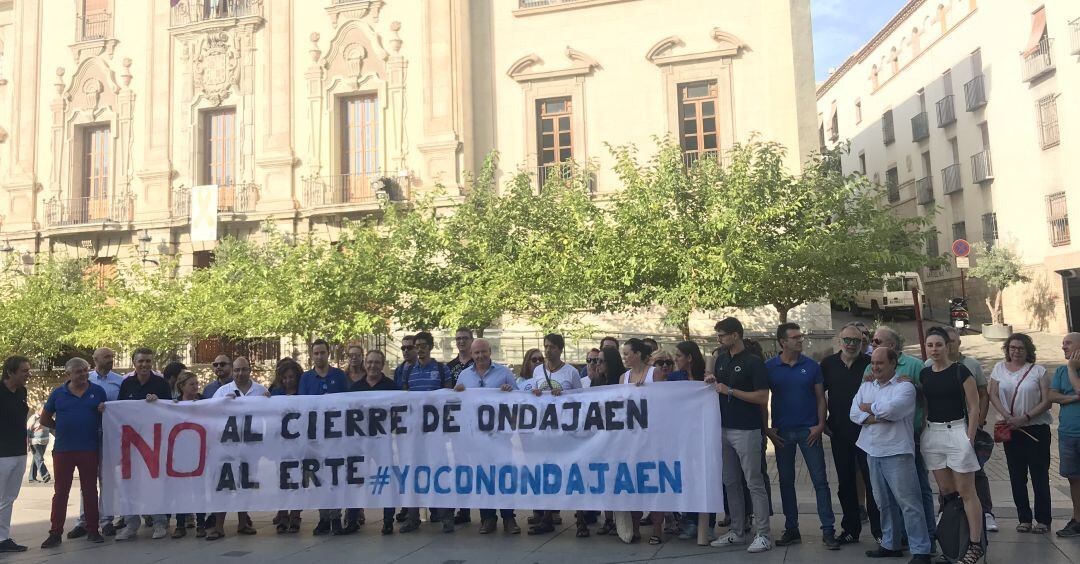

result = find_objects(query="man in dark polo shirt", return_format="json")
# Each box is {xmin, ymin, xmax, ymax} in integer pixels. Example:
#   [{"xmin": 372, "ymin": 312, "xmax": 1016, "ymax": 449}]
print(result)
[
  {"xmin": 349, "ymin": 350, "xmax": 400, "ymax": 535},
  {"xmin": 0, "ymin": 356, "xmax": 31, "ymax": 553},
  {"xmin": 115, "ymin": 348, "xmax": 172, "ymax": 542},
  {"xmin": 706, "ymin": 317, "xmax": 773, "ymax": 553},
  {"xmin": 822, "ymin": 322, "xmax": 879, "ymax": 544}
]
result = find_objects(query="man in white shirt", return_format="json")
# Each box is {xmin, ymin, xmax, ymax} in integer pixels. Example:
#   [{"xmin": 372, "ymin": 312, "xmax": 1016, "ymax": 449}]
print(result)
[
  {"xmin": 212, "ymin": 357, "xmax": 268, "ymax": 399},
  {"xmin": 851, "ymin": 348, "xmax": 930, "ymax": 564},
  {"xmin": 521, "ymin": 333, "xmax": 582, "ymax": 396},
  {"xmin": 70, "ymin": 347, "xmax": 124, "ymax": 538}
]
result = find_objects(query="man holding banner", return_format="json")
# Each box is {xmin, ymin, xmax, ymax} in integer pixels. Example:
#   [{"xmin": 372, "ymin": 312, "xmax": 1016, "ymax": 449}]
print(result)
[
  {"xmin": 453, "ymin": 338, "xmax": 520, "ymax": 534},
  {"xmin": 299, "ymin": 339, "xmax": 349, "ymax": 535},
  {"xmin": 207, "ymin": 357, "xmax": 265, "ymax": 540},
  {"xmin": 349, "ymin": 349, "xmax": 400, "ymax": 535}
]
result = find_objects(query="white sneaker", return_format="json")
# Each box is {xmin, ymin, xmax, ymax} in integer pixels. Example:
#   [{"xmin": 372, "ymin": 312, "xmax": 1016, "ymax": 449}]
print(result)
[
  {"xmin": 984, "ymin": 513, "xmax": 999, "ymax": 532},
  {"xmin": 114, "ymin": 526, "xmax": 137, "ymax": 541},
  {"xmin": 151, "ymin": 525, "xmax": 168, "ymax": 539},
  {"xmin": 747, "ymin": 534, "xmax": 772, "ymax": 553},
  {"xmin": 710, "ymin": 530, "xmax": 745, "ymax": 547}
]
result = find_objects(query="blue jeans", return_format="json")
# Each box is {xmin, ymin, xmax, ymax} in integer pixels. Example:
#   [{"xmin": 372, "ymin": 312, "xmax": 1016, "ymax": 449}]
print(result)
[
  {"xmin": 775, "ymin": 427, "xmax": 835, "ymax": 533},
  {"xmin": 913, "ymin": 442, "xmax": 936, "ymax": 543},
  {"xmin": 869, "ymin": 454, "xmax": 932, "ymax": 555}
]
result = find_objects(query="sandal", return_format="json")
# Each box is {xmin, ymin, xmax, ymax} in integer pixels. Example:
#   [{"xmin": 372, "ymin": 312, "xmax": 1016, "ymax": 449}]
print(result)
[
  {"xmin": 596, "ymin": 520, "xmax": 615, "ymax": 536},
  {"xmin": 576, "ymin": 523, "xmax": 590, "ymax": 538},
  {"xmin": 649, "ymin": 535, "xmax": 662, "ymax": 545},
  {"xmin": 1032, "ymin": 523, "xmax": 1049, "ymax": 534},
  {"xmin": 1016, "ymin": 523, "xmax": 1032, "ymax": 533},
  {"xmin": 958, "ymin": 542, "xmax": 985, "ymax": 564},
  {"xmin": 528, "ymin": 522, "xmax": 555, "ymax": 535}
]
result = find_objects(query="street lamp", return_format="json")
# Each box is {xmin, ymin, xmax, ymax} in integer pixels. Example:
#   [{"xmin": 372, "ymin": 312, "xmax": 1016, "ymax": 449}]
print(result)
[{"xmin": 137, "ymin": 229, "xmax": 159, "ymax": 266}]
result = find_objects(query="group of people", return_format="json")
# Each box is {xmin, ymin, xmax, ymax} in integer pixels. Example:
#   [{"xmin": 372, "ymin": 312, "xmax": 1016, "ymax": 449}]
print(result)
[{"xmin": 0, "ymin": 321, "xmax": 1078, "ymax": 563}]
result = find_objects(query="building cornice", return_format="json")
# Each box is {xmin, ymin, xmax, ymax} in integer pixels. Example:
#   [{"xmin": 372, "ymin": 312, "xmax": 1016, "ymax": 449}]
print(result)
[{"xmin": 816, "ymin": 0, "xmax": 926, "ymax": 99}]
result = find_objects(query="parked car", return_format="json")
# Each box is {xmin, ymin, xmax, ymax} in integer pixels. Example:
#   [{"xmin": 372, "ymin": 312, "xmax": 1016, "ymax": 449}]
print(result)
[{"xmin": 851, "ymin": 272, "xmax": 924, "ymax": 320}]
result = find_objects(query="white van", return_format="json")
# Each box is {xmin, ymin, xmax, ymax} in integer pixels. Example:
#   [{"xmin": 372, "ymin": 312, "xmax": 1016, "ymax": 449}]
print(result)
[{"xmin": 851, "ymin": 272, "xmax": 924, "ymax": 319}]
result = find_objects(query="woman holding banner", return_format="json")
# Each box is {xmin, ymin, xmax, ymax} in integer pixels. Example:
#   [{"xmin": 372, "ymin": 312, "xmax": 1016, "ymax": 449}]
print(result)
[
  {"xmin": 619, "ymin": 338, "xmax": 664, "ymax": 544},
  {"xmin": 269, "ymin": 359, "xmax": 303, "ymax": 533},
  {"xmin": 517, "ymin": 349, "xmax": 543, "ymax": 390},
  {"xmin": 171, "ymin": 371, "xmax": 207, "ymax": 539}
]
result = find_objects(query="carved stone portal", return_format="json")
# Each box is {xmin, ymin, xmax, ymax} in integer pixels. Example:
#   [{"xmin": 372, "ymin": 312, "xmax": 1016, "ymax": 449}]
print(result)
[{"xmin": 191, "ymin": 31, "xmax": 240, "ymax": 106}]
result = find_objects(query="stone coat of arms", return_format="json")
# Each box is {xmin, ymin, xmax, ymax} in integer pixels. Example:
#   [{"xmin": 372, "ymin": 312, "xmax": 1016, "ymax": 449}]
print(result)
[{"xmin": 192, "ymin": 31, "xmax": 240, "ymax": 106}]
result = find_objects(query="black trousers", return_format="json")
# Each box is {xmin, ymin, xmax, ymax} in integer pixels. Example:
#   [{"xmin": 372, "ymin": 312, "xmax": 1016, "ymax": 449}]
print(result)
[
  {"xmin": 1003, "ymin": 424, "xmax": 1052, "ymax": 525},
  {"xmin": 831, "ymin": 430, "xmax": 880, "ymax": 539}
]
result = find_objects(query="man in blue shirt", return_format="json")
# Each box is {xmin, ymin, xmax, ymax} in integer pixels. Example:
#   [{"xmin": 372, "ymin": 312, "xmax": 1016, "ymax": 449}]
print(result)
[
  {"xmin": 1050, "ymin": 332, "xmax": 1080, "ymax": 538},
  {"xmin": 299, "ymin": 339, "xmax": 349, "ymax": 535},
  {"xmin": 393, "ymin": 334, "xmax": 418, "ymax": 388},
  {"xmin": 202, "ymin": 354, "xmax": 233, "ymax": 398},
  {"xmin": 766, "ymin": 323, "xmax": 837, "ymax": 550},
  {"xmin": 399, "ymin": 331, "xmax": 454, "ymax": 534},
  {"xmin": 40, "ymin": 358, "xmax": 108, "ymax": 548},
  {"xmin": 454, "ymin": 338, "xmax": 520, "ymax": 534},
  {"xmin": 67, "ymin": 347, "xmax": 124, "ymax": 538}
]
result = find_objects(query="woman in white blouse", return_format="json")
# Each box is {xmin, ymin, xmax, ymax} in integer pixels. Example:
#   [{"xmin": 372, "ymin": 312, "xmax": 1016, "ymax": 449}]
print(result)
[{"xmin": 988, "ymin": 333, "xmax": 1053, "ymax": 534}]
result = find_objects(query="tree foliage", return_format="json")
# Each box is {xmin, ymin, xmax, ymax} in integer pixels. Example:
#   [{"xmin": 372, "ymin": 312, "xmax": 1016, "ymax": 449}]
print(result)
[{"xmin": 968, "ymin": 244, "xmax": 1029, "ymax": 325}]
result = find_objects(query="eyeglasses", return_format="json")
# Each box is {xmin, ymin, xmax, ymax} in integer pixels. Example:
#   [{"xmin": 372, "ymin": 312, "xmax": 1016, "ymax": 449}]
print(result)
[
  {"xmin": 716, "ymin": 332, "xmax": 730, "ymax": 340},
  {"xmin": 654, "ymin": 360, "xmax": 674, "ymax": 368},
  {"xmin": 585, "ymin": 358, "xmax": 603, "ymax": 365},
  {"xmin": 871, "ymin": 339, "xmax": 886, "ymax": 346},
  {"xmin": 841, "ymin": 337, "xmax": 863, "ymax": 346},
  {"xmin": 212, "ymin": 362, "xmax": 229, "ymax": 368},
  {"xmin": 400, "ymin": 345, "xmax": 415, "ymax": 352},
  {"xmin": 529, "ymin": 357, "xmax": 544, "ymax": 364}
]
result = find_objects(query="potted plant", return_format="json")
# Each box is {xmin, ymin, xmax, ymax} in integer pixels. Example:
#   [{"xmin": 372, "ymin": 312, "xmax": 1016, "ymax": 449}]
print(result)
[{"xmin": 967, "ymin": 245, "xmax": 1029, "ymax": 340}]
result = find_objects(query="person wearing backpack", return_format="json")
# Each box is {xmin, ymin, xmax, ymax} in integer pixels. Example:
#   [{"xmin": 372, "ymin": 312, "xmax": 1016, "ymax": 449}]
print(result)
[
  {"xmin": 989, "ymin": 334, "xmax": 1053, "ymax": 535},
  {"xmin": 920, "ymin": 330, "xmax": 984, "ymax": 564}
]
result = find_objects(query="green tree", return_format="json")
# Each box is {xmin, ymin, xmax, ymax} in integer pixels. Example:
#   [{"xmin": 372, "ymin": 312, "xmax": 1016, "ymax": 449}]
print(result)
[
  {"xmin": 0, "ymin": 255, "xmax": 104, "ymax": 362},
  {"xmin": 717, "ymin": 140, "xmax": 936, "ymax": 323},
  {"xmin": 968, "ymin": 244, "xmax": 1029, "ymax": 325},
  {"xmin": 606, "ymin": 141, "xmax": 732, "ymax": 339}
]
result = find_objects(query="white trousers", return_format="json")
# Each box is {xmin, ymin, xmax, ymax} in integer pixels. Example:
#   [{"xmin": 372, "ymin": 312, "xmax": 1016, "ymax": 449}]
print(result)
[{"xmin": 0, "ymin": 455, "xmax": 27, "ymax": 542}]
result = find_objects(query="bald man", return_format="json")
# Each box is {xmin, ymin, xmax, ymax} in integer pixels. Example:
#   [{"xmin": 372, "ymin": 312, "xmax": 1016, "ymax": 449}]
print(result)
[
  {"xmin": 212, "ymin": 357, "xmax": 267, "ymax": 398},
  {"xmin": 1050, "ymin": 333, "xmax": 1080, "ymax": 537},
  {"xmin": 70, "ymin": 348, "xmax": 124, "ymax": 538}
]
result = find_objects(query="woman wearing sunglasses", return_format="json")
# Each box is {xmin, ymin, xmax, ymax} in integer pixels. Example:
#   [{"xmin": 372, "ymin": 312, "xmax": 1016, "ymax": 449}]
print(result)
[{"xmin": 517, "ymin": 348, "xmax": 543, "ymax": 389}]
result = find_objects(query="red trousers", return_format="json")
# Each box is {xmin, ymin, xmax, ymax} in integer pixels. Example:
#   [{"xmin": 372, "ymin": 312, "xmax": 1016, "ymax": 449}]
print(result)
[{"xmin": 50, "ymin": 451, "xmax": 99, "ymax": 535}]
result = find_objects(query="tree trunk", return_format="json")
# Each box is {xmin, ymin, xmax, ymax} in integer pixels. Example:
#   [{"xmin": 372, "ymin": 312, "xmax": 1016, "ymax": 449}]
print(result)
[
  {"xmin": 775, "ymin": 305, "xmax": 790, "ymax": 324},
  {"xmin": 984, "ymin": 295, "xmax": 996, "ymax": 325},
  {"xmin": 993, "ymin": 290, "xmax": 1005, "ymax": 325},
  {"xmin": 679, "ymin": 318, "xmax": 691, "ymax": 342}
]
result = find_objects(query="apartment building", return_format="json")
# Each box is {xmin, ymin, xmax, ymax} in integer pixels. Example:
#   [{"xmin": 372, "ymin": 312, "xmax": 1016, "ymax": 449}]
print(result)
[
  {"xmin": 0, "ymin": 0, "xmax": 818, "ymax": 357},
  {"xmin": 818, "ymin": 0, "xmax": 1080, "ymax": 333}
]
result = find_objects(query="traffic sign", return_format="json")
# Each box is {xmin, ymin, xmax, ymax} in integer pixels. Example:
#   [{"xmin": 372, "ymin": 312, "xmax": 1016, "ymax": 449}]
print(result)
[
  {"xmin": 952, "ymin": 239, "xmax": 971, "ymax": 257},
  {"xmin": 956, "ymin": 256, "xmax": 970, "ymax": 269}
]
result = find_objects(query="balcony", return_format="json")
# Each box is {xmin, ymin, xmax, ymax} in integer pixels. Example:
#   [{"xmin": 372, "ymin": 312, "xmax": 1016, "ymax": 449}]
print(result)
[
  {"xmin": 78, "ymin": 11, "xmax": 111, "ymax": 41},
  {"xmin": 172, "ymin": 183, "xmax": 259, "ymax": 217},
  {"xmin": 1048, "ymin": 192, "xmax": 1070, "ymax": 247},
  {"xmin": 44, "ymin": 195, "xmax": 132, "ymax": 229},
  {"xmin": 170, "ymin": 0, "xmax": 260, "ymax": 27},
  {"xmin": 1022, "ymin": 38, "xmax": 1056, "ymax": 82},
  {"xmin": 519, "ymin": 0, "xmax": 585, "ymax": 7},
  {"xmin": 964, "ymin": 75, "xmax": 987, "ymax": 111},
  {"xmin": 301, "ymin": 174, "xmax": 388, "ymax": 208},
  {"xmin": 325, "ymin": 0, "xmax": 384, "ymax": 28},
  {"xmin": 936, "ymin": 95, "xmax": 956, "ymax": 127},
  {"xmin": 941, "ymin": 163, "xmax": 962, "ymax": 195},
  {"xmin": 970, "ymin": 149, "xmax": 993, "ymax": 184},
  {"xmin": 982, "ymin": 213, "xmax": 998, "ymax": 250},
  {"xmin": 911, "ymin": 112, "xmax": 929, "ymax": 142},
  {"xmin": 682, "ymin": 150, "xmax": 719, "ymax": 170},
  {"xmin": 1071, "ymin": 18, "xmax": 1079, "ymax": 56},
  {"xmin": 916, "ymin": 176, "xmax": 934, "ymax": 205}
]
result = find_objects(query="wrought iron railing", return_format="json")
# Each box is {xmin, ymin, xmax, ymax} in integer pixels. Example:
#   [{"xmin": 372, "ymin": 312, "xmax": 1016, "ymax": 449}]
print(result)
[
  {"xmin": 916, "ymin": 176, "xmax": 934, "ymax": 205},
  {"xmin": 172, "ymin": 183, "xmax": 258, "ymax": 217},
  {"xmin": 964, "ymin": 75, "xmax": 987, "ymax": 111},
  {"xmin": 911, "ymin": 112, "xmax": 929, "ymax": 142},
  {"xmin": 537, "ymin": 163, "xmax": 596, "ymax": 192},
  {"xmin": 882, "ymin": 112, "xmax": 895, "ymax": 145},
  {"xmin": 1070, "ymin": 18, "xmax": 1080, "ymax": 56},
  {"xmin": 982, "ymin": 213, "xmax": 998, "ymax": 250},
  {"xmin": 78, "ymin": 11, "xmax": 111, "ymax": 41},
  {"xmin": 1048, "ymin": 192, "xmax": 1070, "ymax": 247},
  {"xmin": 941, "ymin": 163, "xmax": 962, "ymax": 195},
  {"xmin": 970, "ymin": 150, "xmax": 993, "ymax": 184},
  {"xmin": 170, "ymin": 0, "xmax": 258, "ymax": 26},
  {"xmin": 302, "ymin": 173, "xmax": 385, "ymax": 208},
  {"xmin": 518, "ymin": 0, "xmax": 585, "ymax": 7},
  {"xmin": 936, "ymin": 95, "xmax": 956, "ymax": 127},
  {"xmin": 1022, "ymin": 37, "xmax": 1055, "ymax": 82},
  {"xmin": 682, "ymin": 150, "xmax": 719, "ymax": 171},
  {"xmin": 44, "ymin": 195, "xmax": 132, "ymax": 228}
]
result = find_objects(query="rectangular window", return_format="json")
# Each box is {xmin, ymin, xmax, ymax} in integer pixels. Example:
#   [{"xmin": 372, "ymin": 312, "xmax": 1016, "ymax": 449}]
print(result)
[
  {"xmin": 193, "ymin": 250, "xmax": 215, "ymax": 270},
  {"xmin": 952, "ymin": 221, "xmax": 967, "ymax": 242},
  {"xmin": 882, "ymin": 109, "xmax": 895, "ymax": 145},
  {"xmin": 982, "ymin": 212, "xmax": 998, "ymax": 249},
  {"xmin": 536, "ymin": 97, "xmax": 573, "ymax": 184},
  {"xmin": 858, "ymin": 152, "xmax": 867, "ymax": 175},
  {"xmin": 886, "ymin": 167, "xmax": 900, "ymax": 203},
  {"xmin": 1048, "ymin": 191, "xmax": 1070, "ymax": 246},
  {"xmin": 82, "ymin": 124, "xmax": 111, "ymax": 221},
  {"xmin": 1037, "ymin": 94, "xmax": 1060, "ymax": 149},
  {"xmin": 81, "ymin": 0, "xmax": 109, "ymax": 40},
  {"xmin": 678, "ymin": 81, "xmax": 719, "ymax": 164},
  {"xmin": 203, "ymin": 109, "xmax": 236, "ymax": 209},
  {"xmin": 927, "ymin": 233, "xmax": 940, "ymax": 261},
  {"xmin": 84, "ymin": 257, "xmax": 116, "ymax": 291},
  {"xmin": 340, "ymin": 94, "xmax": 380, "ymax": 201}
]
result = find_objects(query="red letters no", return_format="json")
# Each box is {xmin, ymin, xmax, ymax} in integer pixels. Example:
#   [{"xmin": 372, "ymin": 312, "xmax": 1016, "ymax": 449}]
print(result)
[
  {"xmin": 166, "ymin": 423, "xmax": 207, "ymax": 478},
  {"xmin": 121, "ymin": 424, "xmax": 161, "ymax": 479}
]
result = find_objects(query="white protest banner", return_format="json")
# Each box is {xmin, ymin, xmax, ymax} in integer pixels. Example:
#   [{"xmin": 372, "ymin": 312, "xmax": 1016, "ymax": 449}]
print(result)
[{"xmin": 100, "ymin": 382, "xmax": 723, "ymax": 515}]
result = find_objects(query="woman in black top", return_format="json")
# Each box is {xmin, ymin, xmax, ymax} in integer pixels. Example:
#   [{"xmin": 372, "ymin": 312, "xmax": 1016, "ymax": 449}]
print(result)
[
  {"xmin": 0, "ymin": 356, "xmax": 31, "ymax": 553},
  {"xmin": 920, "ymin": 329, "xmax": 983, "ymax": 564}
]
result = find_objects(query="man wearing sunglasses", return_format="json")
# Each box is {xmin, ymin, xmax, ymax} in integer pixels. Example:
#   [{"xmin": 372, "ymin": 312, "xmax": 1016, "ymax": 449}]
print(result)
[
  {"xmin": 581, "ymin": 348, "xmax": 604, "ymax": 388},
  {"xmin": 862, "ymin": 326, "xmax": 936, "ymax": 551},
  {"xmin": 453, "ymin": 339, "xmax": 519, "ymax": 535},
  {"xmin": 202, "ymin": 354, "xmax": 233, "ymax": 399},
  {"xmin": 822, "ymin": 324, "xmax": 878, "ymax": 545},
  {"xmin": 393, "ymin": 335, "xmax": 418, "ymax": 389}
]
